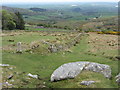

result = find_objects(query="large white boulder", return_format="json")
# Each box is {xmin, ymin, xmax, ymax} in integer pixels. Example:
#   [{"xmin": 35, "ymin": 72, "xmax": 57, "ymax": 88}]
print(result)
[{"xmin": 51, "ymin": 61, "xmax": 111, "ymax": 82}]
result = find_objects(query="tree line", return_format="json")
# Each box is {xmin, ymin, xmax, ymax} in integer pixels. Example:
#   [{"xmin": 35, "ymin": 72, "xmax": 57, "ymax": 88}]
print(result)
[{"xmin": 2, "ymin": 10, "xmax": 25, "ymax": 30}]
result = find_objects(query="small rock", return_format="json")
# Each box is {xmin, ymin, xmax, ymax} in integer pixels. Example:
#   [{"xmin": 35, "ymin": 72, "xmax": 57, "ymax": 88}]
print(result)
[
  {"xmin": 115, "ymin": 56, "xmax": 120, "ymax": 60},
  {"xmin": 8, "ymin": 75, "xmax": 13, "ymax": 80},
  {"xmin": 9, "ymin": 67, "xmax": 13, "ymax": 70},
  {"xmin": 65, "ymin": 49, "xmax": 72, "ymax": 53},
  {"xmin": 5, "ymin": 82, "xmax": 12, "ymax": 86},
  {"xmin": 80, "ymin": 80, "xmax": 96, "ymax": 86},
  {"xmin": 48, "ymin": 45, "xmax": 57, "ymax": 53},
  {"xmin": 8, "ymin": 40, "xmax": 14, "ymax": 42},
  {"xmin": 43, "ymin": 82, "xmax": 46, "ymax": 84},
  {"xmin": 27, "ymin": 73, "xmax": 38, "ymax": 79},
  {"xmin": 0, "ymin": 64, "xmax": 9, "ymax": 66},
  {"xmin": 16, "ymin": 42, "xmax": 22, "ymax": 53},
  {"xmin": 10, "ymin": 79, "xmax": 14, "ymax": 82},
  {"xmin": 30, "ymin": 51, "xmax": 33, "ymax": 54},
  {"xmin": 115, "ymin": 73, "xmax": 120, "ymax": 85}
]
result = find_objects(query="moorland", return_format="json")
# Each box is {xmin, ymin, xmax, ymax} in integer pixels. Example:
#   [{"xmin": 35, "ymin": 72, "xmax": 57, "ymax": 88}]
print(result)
[{"xmin": 1, "ymin": 2, "xmax": 119, "ymax": 88}]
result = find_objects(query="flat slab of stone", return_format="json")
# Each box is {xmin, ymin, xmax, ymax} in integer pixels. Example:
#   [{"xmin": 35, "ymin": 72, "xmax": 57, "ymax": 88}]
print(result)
[
  {"xmin": 51, "ymin": 61, "xmax": 111, "ymax": 82},
  {"xmin": 80, "ymin": 80, "xmax": 96, "ymax": 86},
  {"xmin": 0, "ymin": 64, "xmax": 10, "ymax": 66}
]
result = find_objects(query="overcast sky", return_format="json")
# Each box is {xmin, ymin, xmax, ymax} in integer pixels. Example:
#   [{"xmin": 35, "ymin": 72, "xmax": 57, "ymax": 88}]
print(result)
[{"xmin": 2, "ymin": 0, "xmax": 119, "ymax": 3}]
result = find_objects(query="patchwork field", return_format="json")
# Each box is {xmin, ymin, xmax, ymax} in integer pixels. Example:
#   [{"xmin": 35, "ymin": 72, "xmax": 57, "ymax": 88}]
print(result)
[{"xmin": 1, "ymin": 30, "xmax": 119, "ymax": 88}]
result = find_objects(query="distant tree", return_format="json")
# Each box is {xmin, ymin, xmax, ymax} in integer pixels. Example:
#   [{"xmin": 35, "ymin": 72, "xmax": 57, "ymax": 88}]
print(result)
[
  {"xmin": 64, "ymin": 26, "xmax": 69, "ymax": 30},
  {"xmin": 2, "ymin": 10, "xmax": 25, "ymax": 30},
  {"xmin": 15, "ymin": 12, "xmax": 25, "ymax": 30},
  {"xmin": 7, "ymin": 21, "xmax": 16, "ymax": 30},
  {"xmin": 2, "ymin": 10, "xmax": 15, "ymax": 30},
  {"xmin": 37, "ymin": 23, "xmax": 44, "ymax": 26}
]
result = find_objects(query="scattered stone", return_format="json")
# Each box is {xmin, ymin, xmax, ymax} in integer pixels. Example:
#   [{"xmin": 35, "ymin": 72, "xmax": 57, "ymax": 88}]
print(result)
[
  {"xmin": 16, "ymin": 42, "xmax": 22, "ymax": 53},
  {"xmin": 32, "ymin": 45, "xmax": 39, "ymax": 49},
  {"xmin": 80, "ymin": 80, "xmax": 96, "ymax": 86},
  {"xmin": 10, "ymin": 34, "xmax": 14, "ymax": 36},
  {"xmin": 10, "ymin": 79, "xmax": 14, "ymax": 82},
  {"xmin": 30, "ymin": 51, "xmax": 33, "ymax": 54},
  {"xmin": 56, "ymin": 38, "xmax": 59, "ymax": 40},
  {"xmin": 0, "ymin": 64, "xmax": 10, "ymax": 66},
  {"xmin": 58, "ymin": 45, "xmax": 63, "ymax": 50},
  {"xmin": 8, "ymin": 75, "xmax": 13, "ymax": 80},
  {"xmin": 9, "ymin": 67, "xmax": 13, "ymax": 70},
  {"xmin": 115, "ymin": 73, "xmax": 120, "ymax": 85},
  {"xmin": 48, "ymin": 45, "xmax": 57, "ymax": 53},
  {"xmin": 42, "ymin": 41, "xmax": 50, "ymax": 45},
  {"xmin": 51, "ymin": 61, "xmax": 111, "ymax": 82},
  {"xmin": 115, "ymin": 56, "xmax": 120, "ymax": 60},
  {"xmin": 5, "ymin": 82, "xmax": 12, "ymax": 86},
  {"xmin": 27, "ymin": 73, "xmax": 38, "ymax": 79},
  {"xmin": 88, "ymin": 41, "xmax": 91, "ymax": 43},
  {"xmin": 43, "ymin": 82, "xmax": 46, "ymax": 84},
  {"xmin": 8, "ymin": 40, "xmax": 14, "ymax": 42},
  {"xmin": 65, "ymin": 49, "xmax": 72, "ymax": 53}
]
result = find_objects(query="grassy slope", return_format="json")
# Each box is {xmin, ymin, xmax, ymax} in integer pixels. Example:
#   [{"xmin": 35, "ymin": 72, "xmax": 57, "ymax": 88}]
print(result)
[
  {"xmin": 2, "ymin": 33, "xmax": 118, "ymax": 88},
  {"xmin": 2, "ymin": 32, "xmax": 57, "ymax": 46}
]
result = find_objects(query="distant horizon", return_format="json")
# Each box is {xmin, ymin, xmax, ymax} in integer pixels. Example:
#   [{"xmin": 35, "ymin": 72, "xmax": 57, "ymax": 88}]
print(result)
[
  {"xmin": 1, "ymin": 0, "xmax": 119, "ymax": 4},
  {"xmin": 2, "ymin": 1, "xmax": 119, "ymax": 4}
]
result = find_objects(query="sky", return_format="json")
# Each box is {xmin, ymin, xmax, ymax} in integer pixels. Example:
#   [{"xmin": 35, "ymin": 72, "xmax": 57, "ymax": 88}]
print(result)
[{"xmin": 2, "ymin": 0, "xmax": 119, "ymax": 3}]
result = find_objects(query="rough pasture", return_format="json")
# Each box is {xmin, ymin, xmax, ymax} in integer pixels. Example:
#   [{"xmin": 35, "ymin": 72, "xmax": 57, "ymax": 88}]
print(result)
[{"xmin": 1, "ymin": 31, "xmax": 119, "ymax": 88}]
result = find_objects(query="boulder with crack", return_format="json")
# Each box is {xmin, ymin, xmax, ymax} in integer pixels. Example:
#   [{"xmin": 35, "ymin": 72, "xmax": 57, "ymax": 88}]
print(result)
[{"xmin": 51, "ymin": 61, "xmax": 111, "ymax": 82}]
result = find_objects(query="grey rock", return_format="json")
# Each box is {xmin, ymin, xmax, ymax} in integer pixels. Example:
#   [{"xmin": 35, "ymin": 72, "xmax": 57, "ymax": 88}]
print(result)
[
  {"xmin": 51, "ymin": 62, "xmax": 89, "ymax": 82},
  {"xmin": 16, "ymin": 42, "xmax": 22, "ymax": 53},
  {"xmin": 27, "ymin": 73, "xmax": 38, "ymax": 79},
  {"xmin": 57, "ymin": 45, "xmax": 63, "ymax": 50},
  {"xmin": 80, "ymin": 80, "xmax": 96, "ymax": 86},
  {"xmin": 8, "ymin": 75, "xmax": 13, "ymax": 80},
  {"xmin": 42, "ymin": 41, "xmax": 50, "ymax": 45},
  {"xmin": 51, "ymin": 61, "xmax": 111, "ymax": 82},
  {"xmin": 115, "ymin": 73, "xmax": 120, "ymax": 85},
  {"xmin": 5, "ymin": 82, "xmax": 12, "ymax": 86},
  {"xmin": 84, "ymin": 62, "xmax": 111, "ymax": 78},
  {"xmin": 49, "ymin": 45, "xmax": 58, "ymax": 53},
  {"xmin": 0, "ymin": 64, "xmax": 9, "ymax": 66}
]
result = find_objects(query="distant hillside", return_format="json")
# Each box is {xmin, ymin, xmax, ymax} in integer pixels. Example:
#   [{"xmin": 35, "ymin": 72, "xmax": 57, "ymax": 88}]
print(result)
[
  {"xmin": 2, "ymin": 6, "xmax": 39, "ymax": 15},
  {"xmin": 72, "ymin": 7, "xmax": 82, "ymax": 12},
  {"xmin": 30, "ymin": 8, "xmax": 47, "ymax": 12}
]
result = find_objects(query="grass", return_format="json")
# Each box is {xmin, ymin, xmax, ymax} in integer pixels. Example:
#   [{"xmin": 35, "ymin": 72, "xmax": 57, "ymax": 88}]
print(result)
[
  {"xmin": 2, "ymin": 32, "xmax": 57, "ymax": 46},
  {"xmin": 26, "ymin": 26, "xmax": 68, "ymax": 31},
  {"xmin": 2, "ymin": 31, "xmax": 119, "ymax": 88},
  {"xmin": 49, "ymin": 71, "xmax": 117, "ymax": 88}
]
